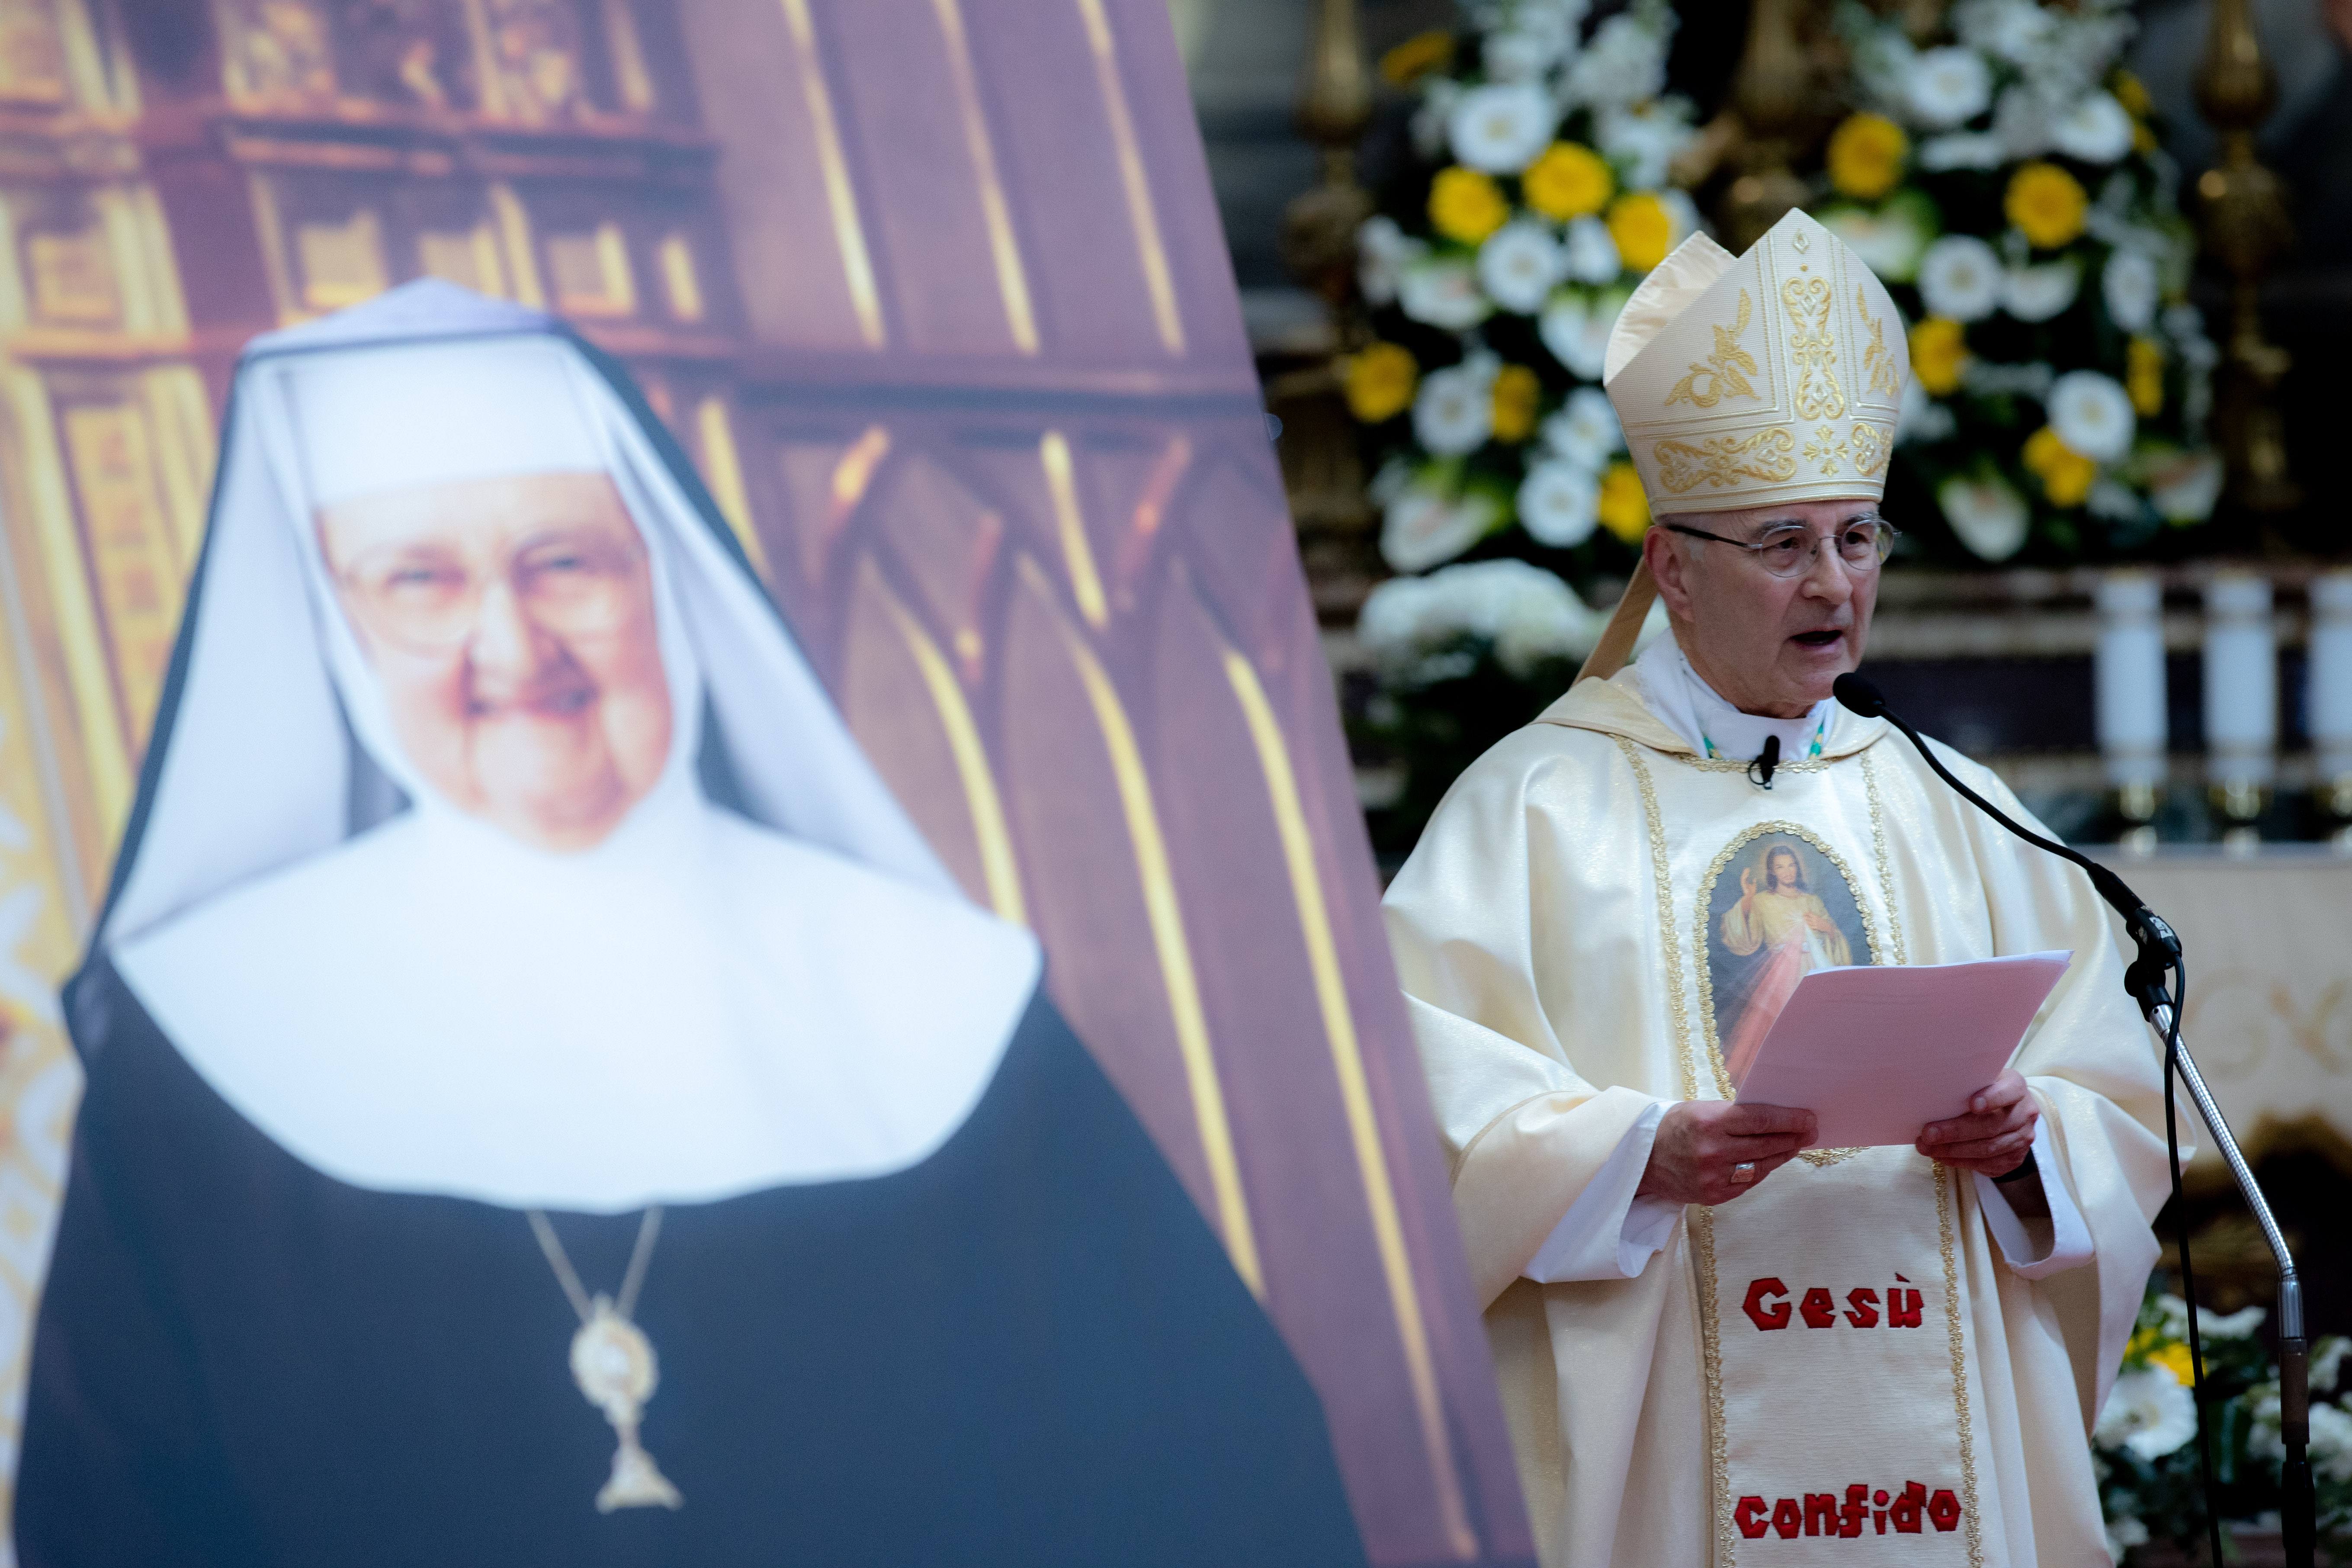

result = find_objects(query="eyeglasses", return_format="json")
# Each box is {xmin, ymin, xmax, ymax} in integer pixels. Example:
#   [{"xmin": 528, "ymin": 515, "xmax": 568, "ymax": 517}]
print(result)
[
  {"xmin": 1662, "ymin": 516, "xmax": 1898, "ymax": 579},
  {"xmin": 335, "ymin": 530, "xmax": 647, "ymax": 652}
]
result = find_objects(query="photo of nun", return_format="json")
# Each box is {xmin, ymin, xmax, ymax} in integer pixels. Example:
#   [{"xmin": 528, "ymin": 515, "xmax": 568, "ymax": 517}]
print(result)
[{"xmin": 16, "ymin": 282, "xmax": 1366, "ymax": 1568}]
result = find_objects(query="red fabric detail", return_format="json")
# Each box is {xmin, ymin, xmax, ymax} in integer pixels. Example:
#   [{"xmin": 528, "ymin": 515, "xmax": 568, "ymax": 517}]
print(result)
[
  {"xmin": 1742, "ymin": 1277, "xmax": 1791, "ymax": 1331},
  {"xmin": 1800, "ymin": 1287, "xmax": 1836, "ymax": 1328},
  {"xmin": 1804, "ymin": 1494, "xmax": 1839, "ymax": 1536},
  {"xmin": 1889, "ymin": 1288, "xmax": 1924, "ymax": 1328},
  {"xmin": 1892, "ymin": 1481, "xmax": 1926, "ymax": 1533},
  {"xmin": 1845, "ymin": 1287, "xmax": 1880, "ymax": 1327},
  {"xmin": 1772, "ymin": 1498, "xmax": 1803, "ymax": 1540},
  {"xmin": 1736, "ymin": 1497, "xmax": 1770, "ymax": 1540},
  {"xmin": 1840, "ymin": 1485, "xmax": 1868, "ymax": 1538},
  {"xmin": 1928, "ymin": 1489, "xmax": 1962, "ymax": 1533}
]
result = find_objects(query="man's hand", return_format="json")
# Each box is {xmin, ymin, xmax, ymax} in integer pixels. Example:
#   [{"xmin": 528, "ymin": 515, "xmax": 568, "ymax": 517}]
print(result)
[
  {"xmin": 1636, "ymin": 1101, "xmax": 1818, "ymax": 1206},
  {"xmin": 1917, "ymin": 1068, "xmax": 2037, "ymax": 1177}
]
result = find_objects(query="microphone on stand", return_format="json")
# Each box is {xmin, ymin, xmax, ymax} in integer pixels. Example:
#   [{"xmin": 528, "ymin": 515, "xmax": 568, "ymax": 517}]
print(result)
[{"xmin": 1831, "ymin": 671, "xmax": 2314, "ymax": 1568}]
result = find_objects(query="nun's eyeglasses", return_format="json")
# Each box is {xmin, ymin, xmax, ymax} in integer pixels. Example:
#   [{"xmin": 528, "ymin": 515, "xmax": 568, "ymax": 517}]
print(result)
[
  {"xmin": 1662, "ymin": 516, "xmax": 1897, "ymax": 578},
  {"xmin": 336, "ymin": 535, "xmax": 646, "ymax": 651}
]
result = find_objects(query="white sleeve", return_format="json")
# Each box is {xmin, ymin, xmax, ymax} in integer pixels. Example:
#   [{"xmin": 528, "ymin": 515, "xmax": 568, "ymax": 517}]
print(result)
[
  {"xmin": 1972, "ymin": 1117, "xmax": 2093, "ymax": 1279},
  {"xmin": 1523, "ymin": 1098, "xmax": 1680, "ymax": 1283}
]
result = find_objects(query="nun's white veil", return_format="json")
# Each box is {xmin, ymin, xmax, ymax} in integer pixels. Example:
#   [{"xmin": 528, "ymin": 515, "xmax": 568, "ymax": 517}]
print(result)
[{"xmin": 104, "ymin": 282, "xmax": 1040, "ymax": 1213}]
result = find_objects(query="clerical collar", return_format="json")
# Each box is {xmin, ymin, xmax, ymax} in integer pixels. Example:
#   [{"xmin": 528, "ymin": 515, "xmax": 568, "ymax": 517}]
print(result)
[{"xmin": 1634, "ymin": 632, "xmax": 1834, "ymax": 765}]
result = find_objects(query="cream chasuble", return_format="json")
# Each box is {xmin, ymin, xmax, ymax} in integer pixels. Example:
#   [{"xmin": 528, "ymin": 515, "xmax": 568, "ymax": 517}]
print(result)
[{"xmin": 1383, "ymin": 667, "xmax": 2176, "ymax": 1568}]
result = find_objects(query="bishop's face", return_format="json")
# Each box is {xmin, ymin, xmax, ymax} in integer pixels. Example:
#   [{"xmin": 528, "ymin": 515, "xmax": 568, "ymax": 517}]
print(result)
[{"xmin": 318, "ymin": 471, "xmax": 672, "ymax": 852}]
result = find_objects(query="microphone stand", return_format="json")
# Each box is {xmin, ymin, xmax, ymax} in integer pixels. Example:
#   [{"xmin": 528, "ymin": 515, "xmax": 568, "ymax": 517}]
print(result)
[{"xmin": 1833, "ymin": 674, "xmax": 2313, "ymax": 1568}]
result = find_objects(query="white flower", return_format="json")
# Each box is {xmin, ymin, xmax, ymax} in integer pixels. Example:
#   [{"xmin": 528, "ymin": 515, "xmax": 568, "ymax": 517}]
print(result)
[
  {"xmin": 1919, "ymin": 234, "xmax": 2003, "ymax": 321},
  {"xmin": 2313, "ymin": 1402, "xmax": 2352, "ymax": 1483},
  {"xmin": 1541, "ymin": 385, "xmax": 1624, "ymax": 470},
  {"xmin": 1483, "ymin": 30, "xmax": 1556, "ymax": 82},
  {"xmin": 2048, "ymin": 369, "xmax": 2135, "ymax": 462},
  {"xmin": 2152, "ymin": 452, "xmax": 2222, "ymax": 521},
  {"xmin": 1413, "ymin": 361, "xmax": 1497, "ymax": 456},
  {"xmin": 2096, "ymin": 1363, "xmax": 2198, "ymax": 1461},
  {"xmin": 2201, "ymin": 1304, "xmax": 2266, "ymax": 1339},
  {"xmin": 1906, "ymin": 46, "xmax": 1993, "ymax": 128},
  {"xmin": 2105, "ymin": 1516, "xmax": 2150, "ymax": 1562},
  {"xmin": 1939, "ymin": 472, "xmax": 2030, "ymax": 561},
  {"xmin": 1820, "ymin": 201, "xmax": 1934, "ymax": 283},
  {"xmin": 1357, "ymin": 216, "xmax": 1425, "ymax": 308},
  {"xmin": 2102, "ymin": 248, "xmax": 2160, "ymax": 332},
  {"xmin": 2051, "ymin": 91, "xmax": 2135, "ymax": 163},
  {"xmin": 1918, "ymin": 131, "xmax": 2006, "ymax": 172},
  {"xmin": 1974, "ymin": 0, "xmax": 2057, "ymax": 67},
  {"xmin": 1360, "ymin": 558, "xmax": 1598, "ymax": 675},
  {"xmin": 1518, "ymin": 460, "xmax": 1601, "ymax": 547},
  {"xmin": 1412, "ymin": 79, "xmax": 1462, "ymax": 161},
  {"xmin": 1479, "ymin": 221, "xmax": 1566, "ymax": 314},
  {"xmin": 1897, "ymin": 377, "xmax": 1957, "ymax": 445},
  {"xmin": 1399, "ymin": 257, "xmax": 1492, "ymax": 330},
  {"xmin": 2316, "ymin": 1337, "xmax": 2350, "ymax": 1393},
  {"xmin": 1993, "ymin": 84, "xmax": 2057, "ymax": 159},
  {"xmin": 1379, "ymin": 487, "xmax": 1501, "ymax": 573},
  {"xmin": 2088, "ymin": 478, "xmax": 2145, "ymax": 521},
  {"xmin": 2002, "ymin": 259, "xmax": 2081, "ymax": 323},
  {"xmin": 1540, "ymin": 286, "xmax": 1627, "ymax": 379},
  {"xmin": 1564, "ymin": 13, "xmax": 1665, "ymax": 111},
  {"xmin": 1595, "ymin": 104, "xmax": 1693, "ymax": 190},
  {"xmin": 1448, "ymin": 81, "xmax": 1556, "ymax": 174},
  {"xmin": 1562, "ymin": 214, "xmax": 1623, "ymax": 284}
]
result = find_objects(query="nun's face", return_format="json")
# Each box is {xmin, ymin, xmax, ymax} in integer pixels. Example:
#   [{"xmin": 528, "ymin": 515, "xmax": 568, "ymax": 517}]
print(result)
[{"xmin": 319, "ymin": 472, "xmax": 672, "ymax": 851}]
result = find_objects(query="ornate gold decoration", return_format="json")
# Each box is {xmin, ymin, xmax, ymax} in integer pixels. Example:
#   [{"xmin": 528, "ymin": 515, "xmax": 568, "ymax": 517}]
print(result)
[
  {"xmin": 1654, "ymin": 427, "xmax": 1798, "ymax": 493},
  {"xmin": 1078, "ymin": 0, "xmax": 1185, "ymax": 356},
  {"xmin": 1851, "ymin": 420, "xmax": 1893, "ymax": 478},
  {"xmin": 2193, "ymin": 0, "xmax": 2300, "ymax": 513},
  {"xmin": 1934, "ymin": 1167, "xmax": 1987, "ymax": 1568},
  {"xmin": 527, "ymin": 1208, "xmax": 683, "ymax": 1513},
  {"xmin": 1664, "ymin": 289, "xmax": 1760, "ymax": 409},
  {"xmin": 1803, "ymin": 423, "xmax": 1848, "ymax": 476},
  {"xmin": 1860, "ymin": 750, "xmax": 1910, "ymax": 965},
  {"xmin": 1781, "ymin": 275, "xmax": 1846, "ymax": 420},
  {"xmin": 1859, "ymin": 287, "xmax": 1901, "ymax": 401},
  {"xmin": 1689, "ymin": 1202, "xmax": 1737, "ymax": 1564},
  {"xmin": 1615, "ymin": 738, "xmax": 1701, "ymax": 1104}
]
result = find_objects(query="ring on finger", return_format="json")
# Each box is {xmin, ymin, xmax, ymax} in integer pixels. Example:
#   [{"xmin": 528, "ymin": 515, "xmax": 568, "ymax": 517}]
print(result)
[{"xmin": 1731, "ymin": 1161, "xmax": 1758, "ymax": 1185}]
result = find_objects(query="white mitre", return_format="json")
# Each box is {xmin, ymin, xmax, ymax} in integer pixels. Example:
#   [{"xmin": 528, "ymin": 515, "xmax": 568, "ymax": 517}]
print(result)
[{"xmin": 1602, "ymin": 206, "xmax": 1908, "ymax": 516}]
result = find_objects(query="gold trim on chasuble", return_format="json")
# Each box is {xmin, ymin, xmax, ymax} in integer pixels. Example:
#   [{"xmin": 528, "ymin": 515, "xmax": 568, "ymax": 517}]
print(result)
[{"xmin": 1615, "ymin": 739, "xmax": 1981, "ymax": 1567}]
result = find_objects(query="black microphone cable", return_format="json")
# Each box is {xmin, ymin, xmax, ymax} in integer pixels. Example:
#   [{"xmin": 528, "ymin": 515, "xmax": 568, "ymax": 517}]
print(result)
[{"xmin": 1832, "ymin": 673, "xmax": 2225, "ymax": 1568}]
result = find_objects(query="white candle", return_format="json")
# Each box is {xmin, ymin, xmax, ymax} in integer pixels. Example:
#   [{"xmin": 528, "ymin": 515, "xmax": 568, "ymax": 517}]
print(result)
[
  {"xmin": 2311, "ymin": 571, "xmax": 2352, "ymax": 785},
  {"xmin": 2094, "ymin": 571, "xmax": 2166, "ymax": 791},
  {"xmin": 2204, "ymin": 572, "xmax": 2276, "ymax": 789}
]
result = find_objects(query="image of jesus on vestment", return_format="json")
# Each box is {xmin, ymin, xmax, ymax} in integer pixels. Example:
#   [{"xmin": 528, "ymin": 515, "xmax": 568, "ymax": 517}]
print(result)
[{"xmin": 1707, "ymin": 835, "xmax": 1873, "ymax": 1086}]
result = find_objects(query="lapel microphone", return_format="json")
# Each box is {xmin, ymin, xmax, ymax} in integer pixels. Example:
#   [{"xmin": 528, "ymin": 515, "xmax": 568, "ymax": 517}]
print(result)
[
  {"xmin": 1747, "ymin": 734, "xmax": 1780, "ymax": 790},
  {"xmin": 1830, "ymin": 669, "xmax": 2315, "ymax": 1568}
]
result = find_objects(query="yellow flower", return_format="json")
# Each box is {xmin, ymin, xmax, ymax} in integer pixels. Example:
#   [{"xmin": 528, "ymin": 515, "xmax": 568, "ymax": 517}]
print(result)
[
  {"xmin": 1598, "ymin": 460, "xmax": 1650, "ymax": 543},
  {"xmin": 1344, "ymin": 341, "xmax": 1418, "ymax": 424},
  {"xmin": 2023, "ymin": 424, "xmax": 2098, "ymax": 507},
  {"xmin": 1607, "ymin": 191, "xmax": 1672, "ymax": 274},
  {"xmin": 1429, "ymin": 166, "xmax": 1509, "ymax": 244},
  {"xmin": 2127, "ymin": 336, "xmax": 2165, "ymax": 416},
  {"xmin": 1492, "ymin": 364, "xmax": 1540, "ymax": 443},
  {"xmin": 2006, "ymin": 162, "xmax": 2089, "ymax": 250},
  {"xmin": 1523, "ymin": 141, "xmax": 1614, "ymax": 221},
  {"xmin": 2112, "ymin": 71, "xmax": 2152, "ymax": 119},
  {"xmin": 2150, "ymin": 1340, "xmax": 2198, "ymax": 1385},
  {"xmin": 1380, "ymin": 29, "xmax": 1454, "ymax": 87},
  {"xmin": 1909, "ymin": 317, "xmax": 1970, "ymax": 397},
  {"xmin": 1826, "ymin": 114, "xmax": 1910, "ymax": 202}
]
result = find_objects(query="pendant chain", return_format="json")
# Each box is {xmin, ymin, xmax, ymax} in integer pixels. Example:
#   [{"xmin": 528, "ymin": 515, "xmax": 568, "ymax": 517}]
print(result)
[{"xmin": 527, "ymin": 1206, "xmax": 664, "ymax": 1326}]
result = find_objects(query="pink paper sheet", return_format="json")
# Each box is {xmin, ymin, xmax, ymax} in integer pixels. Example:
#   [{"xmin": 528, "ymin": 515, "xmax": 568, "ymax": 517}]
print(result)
[{"xmin": 1731, "ymin": 951, "xmax": 2073, "ymax": 1148}]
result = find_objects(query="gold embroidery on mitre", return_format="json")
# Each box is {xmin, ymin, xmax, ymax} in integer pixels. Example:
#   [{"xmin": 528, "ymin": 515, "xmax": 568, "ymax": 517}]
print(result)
[
  {"xmin": 1860, "ymin": 287, "xmax": 1901, "ymax": 401},
  {"xmin": 1851, "ymin": 420, "xmax": 1893, "ymax": 478},
  {"xmin": 1665, "ymin": 289, "xmax": 1761, "ymax": 410},
  {"xmin": 1803, "ymin": 423, "xmax": 1849, "ymax": 476},
  {"xmin": 1654, "ymin": 428, "xmax": 1799, "ymax": 493},
  {"xmin": 1781, "ymin": 275, "xmax": 1846, "ymax": 420}
]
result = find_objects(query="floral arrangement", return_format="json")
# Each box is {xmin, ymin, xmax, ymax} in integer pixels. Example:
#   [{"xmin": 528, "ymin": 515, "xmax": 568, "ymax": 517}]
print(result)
[
  {"xmin": 1348, "ymin": 0, "xmax": 1697, "ymax": 582},
  {"xmin": 1829, "ymin": 0, "xmax": 2224, "ymax": 563},
  {"xmin": 2094, "ymin": 1282, "xmax": 2352, "ymax": 1563}
]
